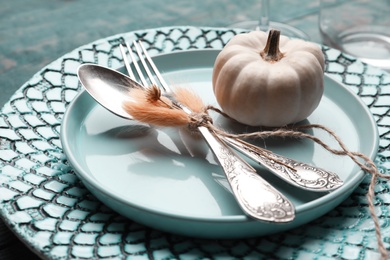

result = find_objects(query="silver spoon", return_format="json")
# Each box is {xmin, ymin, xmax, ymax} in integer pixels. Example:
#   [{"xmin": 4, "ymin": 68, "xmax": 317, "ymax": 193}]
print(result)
[
  {"xmin": 78, "ymin": 63, "xmax": 343, "ymax": 193},
  {"xmin": 78, "ymin": 63, "xmax": 295, "ymax": 223}
]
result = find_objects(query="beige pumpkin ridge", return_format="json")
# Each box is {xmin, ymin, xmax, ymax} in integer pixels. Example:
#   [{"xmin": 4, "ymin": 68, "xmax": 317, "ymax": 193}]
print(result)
[{"xmin": 212, "ymin": 29, "xmax": 325, "ymax": 127}]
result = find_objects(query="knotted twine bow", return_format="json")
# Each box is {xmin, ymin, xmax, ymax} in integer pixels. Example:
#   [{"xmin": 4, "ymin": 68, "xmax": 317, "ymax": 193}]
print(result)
[{"xmin": 123, "ymin": 85, "xmax": 389, "ymax": 259}]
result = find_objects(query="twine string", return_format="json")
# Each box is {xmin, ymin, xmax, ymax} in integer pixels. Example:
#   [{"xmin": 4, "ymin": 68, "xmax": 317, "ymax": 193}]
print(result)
[
  {"xmin": 123, "ymin": 85, "xmax": 388, "ymax": 259},
  {"xmin": 188, "ymin": 106, "xmax": 388, "ymax": 260}
]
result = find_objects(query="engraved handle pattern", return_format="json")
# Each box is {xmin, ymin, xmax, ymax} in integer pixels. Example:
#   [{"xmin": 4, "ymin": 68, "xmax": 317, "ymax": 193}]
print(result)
[
  {"xmin": 224, "ymin": 137, "xmax": 343, "ymax": 192},
  {"xmin": 199, "ymin": 127, "xmax": 295, "ymax": 223}
]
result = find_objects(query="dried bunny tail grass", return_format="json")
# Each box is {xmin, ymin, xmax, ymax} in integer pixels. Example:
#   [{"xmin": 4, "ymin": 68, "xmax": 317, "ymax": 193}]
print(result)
[
  {"xmin": 123, "ymin": 87, "xmax": 189, "ymax": 127},
  {"xmin": 173, "ymin": 87, "xmax": 233, "ymax": 121},
  {"xmin": 174, "ymin": 87, "xmax": 205, "ymax": 113},
  {"xmin": 145, "ymin": 84, "xmax": 162, "ymax": 103}
]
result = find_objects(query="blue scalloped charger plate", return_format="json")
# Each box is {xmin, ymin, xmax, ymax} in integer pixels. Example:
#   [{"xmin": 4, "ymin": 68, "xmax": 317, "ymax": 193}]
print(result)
[{"xmin": 61, "ymin": 49, "xmax": 379, "ymax": 239}]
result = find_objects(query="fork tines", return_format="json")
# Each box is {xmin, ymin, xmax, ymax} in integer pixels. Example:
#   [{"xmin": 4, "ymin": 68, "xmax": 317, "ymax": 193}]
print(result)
[{"xmin": 119, "ymin": 41, "xmax": 171, "ymax": 93}]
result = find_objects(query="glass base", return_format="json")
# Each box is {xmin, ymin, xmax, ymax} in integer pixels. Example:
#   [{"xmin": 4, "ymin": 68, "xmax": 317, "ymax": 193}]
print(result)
[
  {"xmin": 321, "ymin": 26, "xmax": 390, "ymax": 71},
  {"xmin": 229, "ymin": 20, "xmax": 310, "ymax": 40}
]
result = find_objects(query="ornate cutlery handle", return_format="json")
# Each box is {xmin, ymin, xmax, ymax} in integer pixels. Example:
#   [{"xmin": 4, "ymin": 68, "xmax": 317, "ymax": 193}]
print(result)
[
  {"xmin": 198, "ymin": 127, "xmax": 295, "ymax": 223},
  {"xmin": 171, "ymin": 99, "xmax": 295, "ymax": 222},
  {"xmin": 223, "ymin": 137, "xmax": 343, "ymax": 192}
]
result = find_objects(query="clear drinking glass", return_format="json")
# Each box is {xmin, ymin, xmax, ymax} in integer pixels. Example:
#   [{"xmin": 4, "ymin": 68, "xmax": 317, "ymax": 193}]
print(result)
[
  {"xmin": 319, "ymin": 0, "xmax": 390, "ymax": 71},
  {"xmin": 230, "ymin": 0, "xmax": 310, "ymax": 40}
]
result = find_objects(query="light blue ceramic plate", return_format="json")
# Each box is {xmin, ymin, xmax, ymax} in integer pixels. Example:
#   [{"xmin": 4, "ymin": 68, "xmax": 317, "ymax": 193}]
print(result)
[{"xmin": 61, "ymin": 49, "xmax": 379, "ymax": 239}]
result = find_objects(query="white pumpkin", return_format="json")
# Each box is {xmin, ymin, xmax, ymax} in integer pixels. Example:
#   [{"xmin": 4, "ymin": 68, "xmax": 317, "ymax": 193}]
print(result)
[{"xmin": 212, "ymin": 29, "xmax": 325, "ymax": 127}]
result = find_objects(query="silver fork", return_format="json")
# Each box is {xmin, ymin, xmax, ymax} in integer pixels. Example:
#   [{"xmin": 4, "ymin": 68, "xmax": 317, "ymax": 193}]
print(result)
[
  {"xmin": 120, "ymin": 41, "xmax": 295, "ymax": 223},
  {"xmin": 119, "ymin": 42, "xmax": 344, "ymax": 193}
]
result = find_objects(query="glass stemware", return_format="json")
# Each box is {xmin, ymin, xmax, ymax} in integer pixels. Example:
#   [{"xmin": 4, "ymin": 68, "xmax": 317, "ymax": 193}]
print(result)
[
  {"xmin": 319, "ymin": 0, "xmax": 390, "ymax": 71},
  {"xmin": 230, "ymin": 0, "xmax": 310, "ymax": 40}
]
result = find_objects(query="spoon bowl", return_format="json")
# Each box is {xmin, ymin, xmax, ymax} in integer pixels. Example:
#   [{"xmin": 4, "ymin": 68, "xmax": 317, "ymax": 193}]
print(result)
[{"xmin": 78, "ymin": 64, "xmax": 140, "ymax": 120}]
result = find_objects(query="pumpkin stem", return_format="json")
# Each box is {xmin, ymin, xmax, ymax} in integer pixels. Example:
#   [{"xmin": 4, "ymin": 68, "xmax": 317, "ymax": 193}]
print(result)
[{"xmin": 260, "ymin": 29, "xmax": 284, "ymax": 62}]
